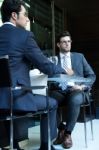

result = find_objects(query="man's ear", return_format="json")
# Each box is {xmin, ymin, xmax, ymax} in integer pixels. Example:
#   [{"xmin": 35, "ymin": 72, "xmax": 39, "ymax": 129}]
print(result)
[
  {"xmin": 11, "ymin": 12, "xmax": 17, "ymax": 20},
  {"xmin": 57, "ymin": 42, "xmax": 60, "ymax": 48}
]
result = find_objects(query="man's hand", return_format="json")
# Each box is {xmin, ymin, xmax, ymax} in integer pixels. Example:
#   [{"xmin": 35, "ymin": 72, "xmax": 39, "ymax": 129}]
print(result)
[
  {"xmin": 71, "ymin": 84, "xmax": 87, "ymax": 91},
  {"xmin": 65, "ymin": 68, "xmax": 74, "ymax": 76},
  {"xmin": 71, "ymin": 85, "xmax": 83, "ymax": 91}
]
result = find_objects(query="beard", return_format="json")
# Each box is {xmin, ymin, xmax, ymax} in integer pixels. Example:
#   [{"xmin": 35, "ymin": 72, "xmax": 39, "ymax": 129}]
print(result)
[{"xmin": 60, "ymin": 48, "xmax": 70, "ymax": 53}]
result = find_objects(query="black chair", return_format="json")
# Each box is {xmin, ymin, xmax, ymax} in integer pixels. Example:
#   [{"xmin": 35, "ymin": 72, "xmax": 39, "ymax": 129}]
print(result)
[
  {"xmin": 58, "ymin": 90, "xmax": 95, "ymax": 148},
  {"xmin": 78, "ymin": 90, "xmax": 95, "ymax": 147},
  {"xmin": 0, "ymin": 55, "xmax": 51, "ymax": 150}
]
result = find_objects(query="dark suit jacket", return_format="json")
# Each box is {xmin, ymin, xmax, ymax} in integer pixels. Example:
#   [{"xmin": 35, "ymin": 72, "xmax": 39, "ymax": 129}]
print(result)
[
  {"xmin": 57, "ymin": 52, "xmax": 96, "ymax": 87},
  {"xmin": 0, "ymin": 24, "xmax": 65, "ymax": 111}
]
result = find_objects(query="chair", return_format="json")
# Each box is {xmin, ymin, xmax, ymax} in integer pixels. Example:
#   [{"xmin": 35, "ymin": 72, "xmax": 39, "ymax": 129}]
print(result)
[
  {"xmin": 0, "ymin": 55, "xmax": 51, "ymax": 150},
  {"xmin": 59, "ymin": 90, "xmax": 95, "ymax": 148},
  {"xmin": 78, "ymin": 90, "xmax": 95, "ymax": 147}
]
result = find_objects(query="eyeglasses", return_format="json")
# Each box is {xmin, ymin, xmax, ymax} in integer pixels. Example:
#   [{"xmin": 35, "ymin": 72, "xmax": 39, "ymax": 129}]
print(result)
[
  {"xmin": 60, "ymin": 40, "xmax": 72, "ymax": 44},
  {"xmin": 19, "ymin": 11, "xmax": 28, "ymax": 17}
]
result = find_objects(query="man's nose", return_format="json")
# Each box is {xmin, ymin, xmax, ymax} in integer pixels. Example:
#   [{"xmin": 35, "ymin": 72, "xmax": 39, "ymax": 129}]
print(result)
[{"xmin": 26, "ymin": 16, "xmax": 30, "ymax": 22}]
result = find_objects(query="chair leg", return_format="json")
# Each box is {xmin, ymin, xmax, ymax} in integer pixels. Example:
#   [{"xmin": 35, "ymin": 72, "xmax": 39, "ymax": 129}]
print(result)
[
  {"xmin": 83, "ymin": 105, "xmax": 87, "ymax": 148},
  {"xmin": 46, "ymin": 87, "xmax": 51, "ymax": 150},
  {"xmin": 10, "ymin": 118, "xmax": 13, "ymax": 150},
  {"xmin": 10, "ymin": 91, "xmax": 13, "ymax": 150},
  {"xmin": 89, "ymin": 102, "xmax": 94, "ymax": 140},
  {"xmin": 48, "ymin": 112, "xmax": 51, "ymax": 150}
]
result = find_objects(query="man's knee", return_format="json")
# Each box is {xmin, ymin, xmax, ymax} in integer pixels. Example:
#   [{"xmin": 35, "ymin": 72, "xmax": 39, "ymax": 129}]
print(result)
[
  {"xmin": 49, "ymin": 97, "xmax": 58, "ymax": 109},
  {"xmin": 69, "ymin": 93, "xmax": 83, "ymax": 105}
]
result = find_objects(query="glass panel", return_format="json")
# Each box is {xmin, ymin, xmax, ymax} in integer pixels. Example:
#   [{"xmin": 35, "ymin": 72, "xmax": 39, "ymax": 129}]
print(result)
[{"xmin": 25, "ymin": 0, "xmax": 63, "ymax": 55}]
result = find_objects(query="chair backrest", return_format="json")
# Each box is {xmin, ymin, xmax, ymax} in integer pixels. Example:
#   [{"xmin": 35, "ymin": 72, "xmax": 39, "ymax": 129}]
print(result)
[{"xmin": 0, "ymin": 55, "xmax": 12, "ymax": 87}]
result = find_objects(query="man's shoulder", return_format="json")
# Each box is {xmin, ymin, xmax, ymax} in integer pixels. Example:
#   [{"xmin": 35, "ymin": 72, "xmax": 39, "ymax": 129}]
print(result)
[
  {"xmin": 16, "ymin": 26, "xmax": 30, "ymax": 34},
  {"xmin": 0, "ymin": 24, "xmax": 30, "ymax": 34},
  {"xmin": 17, "ymin": 27, "xmax": 34, "ymax": 38},
  {"xmin": 71, "ymin": 52, "xmax": 84, "ymax": 57},
  {"xmin": 0, "ymin": 24, "xmax": 34, "ymax": 41},
  {"xmin": 13, "ymin": 26, "xmax": 34, "ymax": 39}
]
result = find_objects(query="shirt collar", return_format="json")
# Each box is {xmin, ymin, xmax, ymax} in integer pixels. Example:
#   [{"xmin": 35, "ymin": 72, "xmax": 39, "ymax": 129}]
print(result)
[
  {"xmin": 60, "ymin": 52, "xmax": 71, "ymax": 59},
  {"xmin": 3, "ymin": 22, "xmax": 16, "ymax": 26}
]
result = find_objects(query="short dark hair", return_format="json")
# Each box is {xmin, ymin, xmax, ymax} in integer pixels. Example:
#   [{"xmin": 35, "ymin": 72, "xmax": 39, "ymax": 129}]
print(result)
[
  {"xmin": 56, "ymin": 31, "xmax": 71, "ymax": 43},
  {"xmin": 0, "ymin": 0, "xmax": 27, "ymax": 23}
]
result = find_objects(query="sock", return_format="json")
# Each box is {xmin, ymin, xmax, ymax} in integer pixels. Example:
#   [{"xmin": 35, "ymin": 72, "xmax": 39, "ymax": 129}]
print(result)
[
  {"xmin": 58, "ymin": 122, "xmax": 65, "ymax": 130},
  {"xmin": 64, "ymin": 130, "xmax": 71, "ymax": 135}
]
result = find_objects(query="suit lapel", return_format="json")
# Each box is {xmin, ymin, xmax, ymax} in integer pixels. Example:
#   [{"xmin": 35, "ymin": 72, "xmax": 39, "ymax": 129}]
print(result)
[
  {"xmin": 57, "ymin": 54, "xmax": 61, "ymax": 66},
  {"xmin": 58, "ymin": 53, "xmax": 78, "ymax": 71},
  {"xmin": 58, "ymin": 53, "xmax": 74, "ymax": 68},
  {"xmin": 71, "ymin": 53, "xmax": 76, "ymax": 71}
]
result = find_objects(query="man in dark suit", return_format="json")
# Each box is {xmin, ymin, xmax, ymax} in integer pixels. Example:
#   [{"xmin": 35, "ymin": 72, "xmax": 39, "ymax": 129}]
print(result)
[
  {"xmin": 0, "ymin": 0, "xmax": 66, "ymax": 150},
  {"xmin": 49, "ymin": 31, "xmax": 96, "ymax": 149}
]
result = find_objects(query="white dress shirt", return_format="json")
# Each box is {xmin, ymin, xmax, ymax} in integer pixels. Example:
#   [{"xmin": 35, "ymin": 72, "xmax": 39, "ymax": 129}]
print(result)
[
  {"xmin": 60, "ymin": 52, "xmax": 72, "ymax": 69},
  {"xmin": 3, "ymin": 22, "xmax": 16, "ymax": 26}
]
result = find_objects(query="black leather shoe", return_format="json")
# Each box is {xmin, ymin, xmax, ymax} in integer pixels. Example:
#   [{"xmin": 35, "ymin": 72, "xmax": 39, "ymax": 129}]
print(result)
[
  {"xmin": 53, "ymin": 129, "xmax": 64, "ymax": 145},
  {"xmin": 62, "ymin": 133, "xmax": 73, "ymax": 149}
]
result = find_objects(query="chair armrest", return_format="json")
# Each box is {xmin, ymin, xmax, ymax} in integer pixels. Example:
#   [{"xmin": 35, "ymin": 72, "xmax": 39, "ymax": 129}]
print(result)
[{"xmin": 12, "ymin": 85, "xmax": 47, "ymax": 91}]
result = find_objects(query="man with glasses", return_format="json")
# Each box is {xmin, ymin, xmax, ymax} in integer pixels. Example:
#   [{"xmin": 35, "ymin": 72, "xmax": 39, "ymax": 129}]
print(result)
[
  {"xmin": 0, "ymin": 0, "xmax": 67, "ymax": 150},
  {"xmin": 49, "ymin": 31, "xmax": 96, "ymax": 149}
]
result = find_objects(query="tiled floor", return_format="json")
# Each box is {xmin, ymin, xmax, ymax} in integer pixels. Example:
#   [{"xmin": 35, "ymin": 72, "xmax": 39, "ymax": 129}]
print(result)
[{"xmin": 20, "ymin": 119, "xmax": 99, "ymax": 150}]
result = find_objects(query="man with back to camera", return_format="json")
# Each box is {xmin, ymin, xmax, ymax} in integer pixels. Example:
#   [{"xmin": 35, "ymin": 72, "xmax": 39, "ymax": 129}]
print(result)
[
  {"xmin": 49, "ymin": 31, "xmax": 96, "ymax": 149},
  {"xmin": 0, "ymin": 0, "xmax": 67, "ymax": 150}
]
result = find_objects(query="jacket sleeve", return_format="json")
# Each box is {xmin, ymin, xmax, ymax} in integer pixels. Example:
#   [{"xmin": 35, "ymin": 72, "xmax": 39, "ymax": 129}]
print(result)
[
  {"xmin": 82, "ymin": 54, "xmax": 96, "ymax": 87},
  {"xmin": 24, "ymin": 32, "xmax": 66, "ymax": 76}
]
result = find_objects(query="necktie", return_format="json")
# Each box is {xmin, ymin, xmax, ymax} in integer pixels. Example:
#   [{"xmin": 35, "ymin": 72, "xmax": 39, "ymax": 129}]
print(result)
[
  {"xmin": 63, "ymin": 55, "xmax": 71, "ymax": 70},
  {"xmin": 63, "ymin": 55, "xmax": 68, "ymax": 70},
  {"xmin": 60, "ymin": 55, "xmax": 73, "ymax": 90}
]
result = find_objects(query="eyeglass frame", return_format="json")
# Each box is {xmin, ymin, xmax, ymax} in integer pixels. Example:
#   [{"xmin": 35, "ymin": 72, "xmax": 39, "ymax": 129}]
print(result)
[
  {"xmin": 18, "ymin": 11, "xmax": 28, "ymax": 17},
  {"xmin": 59, "ymin": 40, "xmax": 72, "ymax": 44}
]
